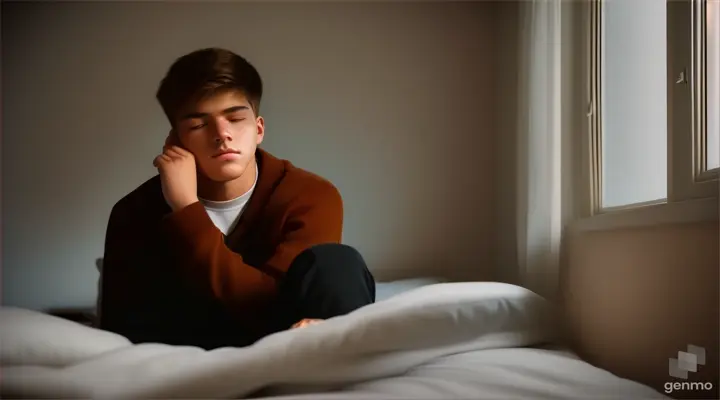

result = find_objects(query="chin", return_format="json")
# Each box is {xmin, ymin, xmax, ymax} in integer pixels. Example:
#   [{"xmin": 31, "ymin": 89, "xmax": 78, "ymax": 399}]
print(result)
[{"xmin": 205, "ymin": 163, "xmax": 249, "ymax": 183}]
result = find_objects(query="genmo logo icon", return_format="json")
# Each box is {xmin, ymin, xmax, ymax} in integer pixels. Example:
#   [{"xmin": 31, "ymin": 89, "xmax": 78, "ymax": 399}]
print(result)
[{"xmin": 664, "ymin": 344, "xmax": 713, "ymax": 394}]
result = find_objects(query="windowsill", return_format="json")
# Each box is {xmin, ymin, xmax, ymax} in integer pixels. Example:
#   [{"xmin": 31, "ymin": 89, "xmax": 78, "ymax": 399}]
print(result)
[{"xmin": 570, "ymin": 196, "xmax": 718, "ymax": 232}]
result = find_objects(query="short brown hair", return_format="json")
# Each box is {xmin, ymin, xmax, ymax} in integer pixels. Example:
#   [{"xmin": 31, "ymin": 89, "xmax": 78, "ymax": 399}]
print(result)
[{"xmin": 156, "ymin": 48, "xmax": 263, "ymax": 125}]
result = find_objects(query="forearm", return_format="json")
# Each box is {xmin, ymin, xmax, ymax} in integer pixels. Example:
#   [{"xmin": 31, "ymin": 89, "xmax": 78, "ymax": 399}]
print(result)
[
  {"xmin": 161, "ymin": 184, "xmax": 344, "ymax": 310},
  {"xmin": 161, "ymin": 202, "xmax": 278, "ymax": 308}
]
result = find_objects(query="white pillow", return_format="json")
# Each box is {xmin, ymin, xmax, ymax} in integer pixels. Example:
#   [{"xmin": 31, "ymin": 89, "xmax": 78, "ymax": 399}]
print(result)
[
  {"xmin": 256, "ymin": 281, "xmax": 558, "ymax": 357},
  {"xmin": 0, "ymin": 307, "xmax": 132, "ymax": 367},
  {"xmin": 375, "ymin": 277, "xmax": 443, "ymax": 301}
]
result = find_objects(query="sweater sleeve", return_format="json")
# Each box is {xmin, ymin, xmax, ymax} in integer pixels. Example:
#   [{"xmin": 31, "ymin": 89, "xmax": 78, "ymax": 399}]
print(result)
[
  {"xmin": 161, "ymin": 181, "xmax": 343, "ymax": 311},
  {"xmin": 99, "ymin": 201, "xmax": 160, "ymax": 341}
]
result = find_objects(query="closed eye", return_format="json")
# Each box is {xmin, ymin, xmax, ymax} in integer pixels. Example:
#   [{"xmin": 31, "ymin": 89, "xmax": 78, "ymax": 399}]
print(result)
[
  {"xmin": 228, "ymin": 118, "xmax": 245, "ymax": 123},
  {"xmin": 190, "ymin": 123, "xmax": 207, "ymax": 130}
]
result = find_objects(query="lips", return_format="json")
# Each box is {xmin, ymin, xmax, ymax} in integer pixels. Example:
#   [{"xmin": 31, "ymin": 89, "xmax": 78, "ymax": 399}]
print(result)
[{"xmin": 213, "ymin": 149, "xmax": 240, "ymax": 158}]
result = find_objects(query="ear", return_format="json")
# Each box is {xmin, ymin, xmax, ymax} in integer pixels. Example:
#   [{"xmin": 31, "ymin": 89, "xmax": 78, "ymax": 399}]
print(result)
[{"xmin": 255, "ymin": 116, "xmax": 265, "ymax": 145}]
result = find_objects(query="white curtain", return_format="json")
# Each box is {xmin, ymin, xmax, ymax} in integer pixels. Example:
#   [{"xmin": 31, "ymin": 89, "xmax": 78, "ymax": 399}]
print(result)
[{"xmin": 515, "ymin": 0, "xmax": 565, "ymax": 301}]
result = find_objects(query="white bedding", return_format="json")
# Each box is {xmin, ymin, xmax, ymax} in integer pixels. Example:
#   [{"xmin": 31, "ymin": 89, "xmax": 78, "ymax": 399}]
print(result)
[
  {"xmin": 375, "ymin": 277, "xmax": 443, "ymax": 301},
  {"xmin": 0, "ymin": 282, "xmax": 666, "ymax": 399},
  {"xmin": 255, "ymin": 346, "xmax": 668, "ymax": 399}
]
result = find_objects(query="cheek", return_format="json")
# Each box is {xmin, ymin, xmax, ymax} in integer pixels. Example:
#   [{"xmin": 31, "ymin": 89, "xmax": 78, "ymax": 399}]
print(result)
[
  {"xmin": 180, "ymin": 134, "xmax": 211, "ymax": 154},
  {"xmin": 184, "ymin": 145, "xmax": 209, "ymax": 160},
  {"xmin": 234, "ymin": 127, "xmax": 259, "ymax": 148}
]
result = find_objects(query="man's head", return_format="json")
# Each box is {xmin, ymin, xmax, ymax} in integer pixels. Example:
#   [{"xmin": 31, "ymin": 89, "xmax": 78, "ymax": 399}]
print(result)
[{"xmin": 156, "ymin": 48, "xmax": 264, "ymax": 183}]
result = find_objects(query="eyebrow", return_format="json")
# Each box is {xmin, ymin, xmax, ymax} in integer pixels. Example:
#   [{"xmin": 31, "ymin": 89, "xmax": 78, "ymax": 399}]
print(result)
[{"xmin": 181, "ymin": 105, "xmax": 250, "ymax": 120}]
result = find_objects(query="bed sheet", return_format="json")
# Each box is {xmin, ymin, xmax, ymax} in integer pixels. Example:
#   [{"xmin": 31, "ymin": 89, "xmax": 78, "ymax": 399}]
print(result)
[
  {"xmin": 256, "ymin": 345, "xmax": 667, "ymax": 399},
  {"xmin": 1, "ymin": 282, "xmax": 666, "ymax": 399}
]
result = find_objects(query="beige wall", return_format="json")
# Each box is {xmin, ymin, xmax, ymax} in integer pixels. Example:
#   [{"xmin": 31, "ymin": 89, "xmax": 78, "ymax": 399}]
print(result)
[
  {"xmin": 562, "ymin": 221, "xmax": 719, "ymax": 399},
  {"xmin": 2, "ymin": 2, "xmax": 496, "ymax": 310}
]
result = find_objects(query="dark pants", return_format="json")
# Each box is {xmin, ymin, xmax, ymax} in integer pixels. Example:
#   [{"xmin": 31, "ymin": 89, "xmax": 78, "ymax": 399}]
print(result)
[
  {"xmin": 105, "ymin": 244, "xmax": 374, "ymax": 350},
  {"xmin": 267, "ymin": 243, "xmax": 376, "ymax": 334}
]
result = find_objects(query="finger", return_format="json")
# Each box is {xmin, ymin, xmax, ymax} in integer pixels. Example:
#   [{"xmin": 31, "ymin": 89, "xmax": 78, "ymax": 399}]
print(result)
[
  {"xmin": 291, "ymin": 319, "xmax": 308, "ymax": 329},
  {"xmin": 167, "ymin": 145, "xmax": 193, "ymax": 159},
  {"xmin": 161, "ymin": 144, "xmax": 183, "ymax": 155},
  {"xmin": 153, "ymin": 154, "xmax": 172, "ymax": 168},
  {"xmin": 163, "ymin": 147, "xmax": 185, "ymax": 159}
]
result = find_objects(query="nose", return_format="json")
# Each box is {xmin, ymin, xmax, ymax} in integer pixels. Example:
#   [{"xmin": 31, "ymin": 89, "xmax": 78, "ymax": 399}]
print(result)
[{"xmin": 211, "ymin": 118, "xmax": 233, "ymax": 143}]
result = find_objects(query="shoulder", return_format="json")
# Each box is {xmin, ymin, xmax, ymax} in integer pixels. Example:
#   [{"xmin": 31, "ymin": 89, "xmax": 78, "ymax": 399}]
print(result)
[
  {"xmin": 284, "ymin": 162, "xmax": 341, "ymax": 201},
  {"xmin": 258, "ymin": 150, "xmax": 342, "ymax": 211},
  {"xmin": 108, "ymin": 175, "xmax": 167, "ymax": 221}
]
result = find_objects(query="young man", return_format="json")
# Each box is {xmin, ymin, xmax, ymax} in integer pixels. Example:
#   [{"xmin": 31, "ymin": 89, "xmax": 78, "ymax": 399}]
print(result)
[{"xmin": 99, "ymin": 48, "xmax": 376, "ymax": 349}]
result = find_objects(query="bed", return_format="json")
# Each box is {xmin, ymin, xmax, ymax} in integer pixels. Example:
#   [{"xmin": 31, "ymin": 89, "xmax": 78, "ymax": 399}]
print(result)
[{"xmin": 0, "ymin": 281, "xmax": 667, "ymax": 399}]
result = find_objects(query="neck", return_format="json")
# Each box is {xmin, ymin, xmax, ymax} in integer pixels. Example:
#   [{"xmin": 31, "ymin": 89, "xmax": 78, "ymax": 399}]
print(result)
[{"xmin": 197, "ymin": 159, "xmax": 257, "ymax": 201}]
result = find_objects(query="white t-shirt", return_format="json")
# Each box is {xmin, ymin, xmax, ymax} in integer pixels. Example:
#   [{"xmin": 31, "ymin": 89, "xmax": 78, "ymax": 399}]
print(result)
[{"xmin": 200, "ymin": 163, "xmax": 258, "ymax": 235}]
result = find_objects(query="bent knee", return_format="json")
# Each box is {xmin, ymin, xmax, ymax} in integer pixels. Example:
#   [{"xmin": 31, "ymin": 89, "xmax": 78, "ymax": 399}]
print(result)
[
  {"xmin": 305, "ymin": 243, "xmax": 364, "ymax": 263},
  {"xmin": 291, "ymin": 243, "xmax": 371, "ymax": 280},
  {"xmin": 286, "ymin": 243, "xmax": 376, "ymax": 305}
]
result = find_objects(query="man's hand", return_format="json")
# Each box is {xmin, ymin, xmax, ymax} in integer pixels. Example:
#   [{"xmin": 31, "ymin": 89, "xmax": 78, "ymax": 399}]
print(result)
[
  {"xmin": 291, "ymin": 318, "xmax": 324, "ymax": 329},
  {"xmin": 153, "ymin": 133, "xmax": 198, "ymax": 212}
]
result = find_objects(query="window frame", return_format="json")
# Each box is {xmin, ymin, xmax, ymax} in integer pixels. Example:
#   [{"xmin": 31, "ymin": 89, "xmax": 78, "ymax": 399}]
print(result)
[
  {"xmin": 668, "ymin": 0, "xmax": 719, "ymax": 202},
  {"xmin": 586, "ymin": 0, "xmax": 718, "ymax": 216},
  {"xmin": 573, "ymin": 0, "xmax": 718, "ymax": 231}
]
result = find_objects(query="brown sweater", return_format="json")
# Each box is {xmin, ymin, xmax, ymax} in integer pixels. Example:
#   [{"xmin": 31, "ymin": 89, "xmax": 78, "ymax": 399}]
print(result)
[{"xmin": 99, "ymin": 148, "xmax": 343, "ymax": 347}]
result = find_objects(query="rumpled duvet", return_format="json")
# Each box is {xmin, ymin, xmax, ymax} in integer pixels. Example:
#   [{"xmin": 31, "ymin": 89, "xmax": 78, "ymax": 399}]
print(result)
[{"xmin": 1, "ymin": 282, "xmax": 556, "ymax": 399}]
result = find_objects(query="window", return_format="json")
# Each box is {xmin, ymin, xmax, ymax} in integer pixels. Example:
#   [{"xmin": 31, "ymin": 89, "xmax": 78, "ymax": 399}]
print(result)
[
  {"xmin": 589, "ymin": 0, "xmax": 719, "ymax": 213},
  {"xmin": 599, "ymin": 0, "xmax": 668, "ymax": 209},
  {"xmin": 708, "ymin": 0, "xmax": 719, "ymax": 170}
]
